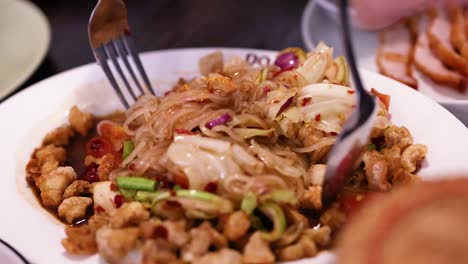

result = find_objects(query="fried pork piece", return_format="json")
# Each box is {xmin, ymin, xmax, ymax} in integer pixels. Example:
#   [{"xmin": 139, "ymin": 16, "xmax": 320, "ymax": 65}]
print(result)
[
  {"xmin": 223, "ymin": 211, "xmax": 251, "ymax": 241},
  {"xmin": 450, "ymin": 7, "xmax": 468, "ymax": 60},
  {"xmin": 193, "ymin": 248, "xmax": 243, "ymax": 264},
  {"xmin": 95, "ymin": 227, "xmax": 139, "ymax": 263},
  {"xmin": 62, "ymin": 224, "xmax": 98, "ymax": 255},
  {"xmin": 199, "ymin": 51, "xmax": 223, "ymax": 75},
  {"xmin": 182, "ymin": 221, "xmax": 228, "ymax": 262},
  {"xmin": 243, "ymin": 232, "xmax": 275, "ymax": 264},
  {"xmin": 141, "ymin": 239, "xmax": 179, "ymax": 264},
  {"xmin": 414, "ymin": 16, "xmax": 468, "ymax": 91},
  {"xmin": 58, "ymin": 196, "xmax": 93, "ymax": 224},
  {"xmin": 69, "ymin": 106, "xmax": 94, "ymax": 136},
  {"xmin": 37, "ymin": 166, "xmax": 76, "ymax": 208},
  {"xmin": 428, "ymin": 9, "xmax": 468, "ymax": 76},
  {"xmin": 110, "ymin": 201, "xmax": 150, "ymax": 228},
  {"xmin": 63, "ymin": 180, "xmax": 92, "ymax": 198},
  {"xmin": 42, "ymin": 126, "xmax": 75, "ymax": 146},
  {"xmin": 276, "ymin": 235, "xmax": 318, "ymax": 261},
  {"xmin": 376, "ymin": 22, "xmax": 418, "ymax": 89}
]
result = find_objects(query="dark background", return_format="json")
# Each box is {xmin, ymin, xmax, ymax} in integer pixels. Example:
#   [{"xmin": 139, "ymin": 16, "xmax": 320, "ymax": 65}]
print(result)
[{"xmin": 16, "ymin": 0, "xmax": 308, "ymax": 97}]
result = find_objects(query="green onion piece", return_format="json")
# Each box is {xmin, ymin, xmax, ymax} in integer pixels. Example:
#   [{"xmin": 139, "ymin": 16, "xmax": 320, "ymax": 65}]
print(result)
[
  {"xmin": 136, "ymin": 190, "xmax": 170, "ymax": 203},
  {"xmin": 119, "ymin": 189, "xmax": 136, "ymax": 200},
  {"xmin": 176, "ymin": 190, "xmax": 233, "ymax": 214},
  {"xmin": 262, "ymin": 190, "xmax": 298, "ymax": 205},
  {"xmin": 173, "ymin": 185, "xmax": 183, "ymax": 191},
  {"xmin": 259, "ymin": 203, "xmax": 286, "ymax": 242},
  {"xmin": 122, "ymin": 140, "xmax": 135, "ymax": 160},
  {"xmin": 241, "ymin": 192, "xmax": 257, "ymax": 214},
  {"xmin": 117, "ymin": 176, "xmax": 156, "ymax": 191},
  {"xmin": 255, "ymin": 69, "xmax": 269, "ymax": 84},
  {"xmin": 368, "ymin": 143, "xmax": 376, "ymax": 150}
]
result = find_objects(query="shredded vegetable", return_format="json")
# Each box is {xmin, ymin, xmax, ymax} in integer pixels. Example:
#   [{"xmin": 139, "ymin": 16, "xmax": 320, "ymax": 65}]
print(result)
[{"xmin": 116, "ymin": 176, "xmax": 156, "ymax": 191}]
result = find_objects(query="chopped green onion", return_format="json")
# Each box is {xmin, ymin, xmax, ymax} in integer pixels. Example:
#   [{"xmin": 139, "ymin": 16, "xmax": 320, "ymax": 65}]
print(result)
[
  {"xmin": 116, "ymin": 176, "xmax": 156, "ymax": 191},
  {"xmin": 368, "ymin": 143, "xmax": 376, "ymax": 151},
  {"xmin": 259, "ymin": 203, "xmax": 286, "ymax": 242},
  {"xmin": 119, "ymin": 189, "xmax": 136, "ymax": 200},
  {"xmin": 241, "ymin": 192, "xmax": 257, "ymax": 214},
  {"xmin": 262, "ymin": 190, "xmax": 298, "ymax": 205},
  {"xmin": 122, "ymin": 140, "xmax": 135, "ymax": 160},
  {"xmin": 173, "ymin": 185, "xmax": 183, "ymax": 191},
  {"xmin": 255, "ymin": 69, "xmax": 269, "ymax": 84},
  {"xmin": 136, "ymin": 190, "xmax": 170, "ymax": 203},
  {"xmin": 175, "ymin": 190, "xmax": 233, "ymax": 214}
]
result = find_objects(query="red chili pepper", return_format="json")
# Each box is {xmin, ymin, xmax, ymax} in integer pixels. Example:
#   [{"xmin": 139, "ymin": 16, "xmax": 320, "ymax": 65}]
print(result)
[
  {"xmin": 370, "ymin": 88, "xmax": 391, "ymax": 110},
  {"xmin": 86, "ymin": 136, "xmax": 113, "ymax": 158},
  {"xmin": 315, "ymin": 114, "xmax": 321, "ymax": 122},
  {"xmin": 114, "ymin": 195, "xmax": 125, "ymax": 208},
  {"xmin": 204, "ymin": 182, "xmax": 218, "ymax": 193},
  {"xmin": 301, "ymin": 97, "xmax": 312, "ymax": 106},
  {"xmin": 263, "ymin": 86, "xmax": 271, "ymax": 94},
  {"xmin": 175, "ymin": 128, "xmax": 194, "ymax": 135},
  {"xmin": 347, "ymin": 90, "xmax": 355, "ymax": 94}
]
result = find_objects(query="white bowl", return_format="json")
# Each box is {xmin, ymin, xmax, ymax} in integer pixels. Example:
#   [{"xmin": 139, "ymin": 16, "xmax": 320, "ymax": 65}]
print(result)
[{"xmin": 1, "ymin": 48, "xmax": 468, "ymax": 264}]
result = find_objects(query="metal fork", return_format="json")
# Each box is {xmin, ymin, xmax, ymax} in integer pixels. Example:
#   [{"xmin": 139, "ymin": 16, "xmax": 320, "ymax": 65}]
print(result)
[
  {"xmin": 322, "ymin": 0, "xmax": 378, "ymax": 200},
  {"xmin": 88, "ymin": 0, "xmax": 154, "ymax": 108}
]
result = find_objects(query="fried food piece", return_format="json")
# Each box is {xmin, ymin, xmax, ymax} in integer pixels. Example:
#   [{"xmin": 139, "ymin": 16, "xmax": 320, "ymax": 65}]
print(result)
[
  {"xmin": 69, "ymin": 106, "xmax": 94, "ymax": 136},
  {"xmin": 414, "ymin": 30, "xmax": 468, "ymax": 92},
  {"xmin": 376, "ymin": 21, "xmax": 418, "ymax": 89},
  {"xmin": 428, "ymin": 9, "xmax": 468, "ymax": 76},
  {"xmin": 337, "ymin": 179, "xmax": 468, "ymax": 264},
  {"xmin": 42, "ymin": 126, "xmax": 75, "ymax": 146},
  {"xmin": 449, "ymin": 7, "xmax": 468, "ymax": 60},
  {"xmin": 38, "ymin": 166, "xmax": 77, "ymax": 208},
  {"xmin": 58, "ymin": 197, "xmax": 93, "ymax": 224}
]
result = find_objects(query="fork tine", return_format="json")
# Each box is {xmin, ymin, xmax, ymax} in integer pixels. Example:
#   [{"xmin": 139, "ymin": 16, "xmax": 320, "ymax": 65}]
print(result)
[
  {"xmin": 113, "ymin": 37, "xmax": 145, "ymax": 96},
  {"xmin": 122, "ymin": 35, "xmax": 155, "ymax": 95},
  {"xmin": 95, "ymin": 46, "xmax": 130, "ymax": 108},
  {"xmin": 104, "ymin": 42, "xmax": 138, "ymax": 103}
]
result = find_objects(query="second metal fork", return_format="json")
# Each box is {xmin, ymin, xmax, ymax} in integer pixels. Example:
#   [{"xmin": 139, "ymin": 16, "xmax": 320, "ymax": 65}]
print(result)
[{"xmin": 89, "ymin": 0, "xmax": 154, "ymax": 108}]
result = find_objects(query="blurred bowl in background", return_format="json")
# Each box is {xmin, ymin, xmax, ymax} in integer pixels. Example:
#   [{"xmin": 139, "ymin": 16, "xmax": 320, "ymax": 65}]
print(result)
[{"xmin": 315, "ymin": 0, "xmax": 364, "ymax": 28}]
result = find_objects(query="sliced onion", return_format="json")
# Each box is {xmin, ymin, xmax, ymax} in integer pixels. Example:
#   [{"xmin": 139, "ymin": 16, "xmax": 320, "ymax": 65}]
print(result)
[
  {"xmin": 277, "ymin": 97, "xmax": 293, "ymax": 116},
  {"xmin": 274, "ymin": 52, "xmax": 299, "ymax": 71},
  {"xmin": 205, "ymin": 113, "xmax": 232, "ymax": 129}
]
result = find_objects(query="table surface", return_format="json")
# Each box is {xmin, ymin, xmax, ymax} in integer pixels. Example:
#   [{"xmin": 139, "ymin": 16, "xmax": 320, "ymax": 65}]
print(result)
[{"xmin": 4, "ymin": 0, "xmax": 308, "ymax": 102}]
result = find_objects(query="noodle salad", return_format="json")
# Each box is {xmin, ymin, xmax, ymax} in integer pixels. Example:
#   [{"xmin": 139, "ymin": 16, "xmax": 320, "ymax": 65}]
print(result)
[{"xmin": 26, "ymin": 44, "xmax": 427, "ymax": 263}]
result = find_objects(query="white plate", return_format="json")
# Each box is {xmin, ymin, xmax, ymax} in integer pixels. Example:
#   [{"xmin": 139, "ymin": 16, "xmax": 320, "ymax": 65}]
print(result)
[
  {"xmin": 0, "ymin": 0, "xmax": 50, "ymax": 100},
  {"xmin": 301, "ymin": 0, "xmax": 468, "ymax": 126},
  {"xmin": 1, "ymin": 48, "xmax": 468, "ymax": 264}
]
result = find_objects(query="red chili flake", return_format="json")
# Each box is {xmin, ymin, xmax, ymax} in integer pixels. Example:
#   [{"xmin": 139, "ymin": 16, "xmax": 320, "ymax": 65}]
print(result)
[
  {"xmin": 94, "ymin": 205, "xmax": 105, "ymax": 213},
  {"xmin": 173, "ymin": 174, "xmax": 189, "ymax": 189},
  {"xmin": 175, "ymin": 128, "xmax": 194, "ymax": 135},
  {"xmin": 169, "ymin": 190, "xmax": 177, "ymax": 197},
  {"xmin": 114, "ymin": 195, "xmax": 125, "ymax": 208},
  {"xmin": 110, "ymin": 182, "xmax": 118, "ymax": 191},
  {"xmin": 86, "ymin": 136, "xmax": 113, "ymax": 158},
  {"xmin": 347, "ymin": 90, "xmax": 355, "ymax": 94},
  {"xmin": 330, "ymin": 132, "xmax": 338, "ymax": 136},
  {"xmin": 79, "ymin": 162, "xmax": 100, "ymax": 183},
  {"xmin": 263, "ymin": 86, "xmax": 271, "ymax": 94},
  {"xmin": 301, "ymin": 97, "xmax": 312, "ymax": 106},
  {"xmin": 128, "ymin": 163, "xmax": 137, "ymax": 172},
  {"xmin": 204, "ymin": 182, "xmax": 218, "ymax": 193},
  {"xmin": 153, "ymin": 225, "xmax": 168, "ymax": 239},
  {"xmin": 208, "ymin": 88, "xmax": 215, "ymax": 94},
  {"xmin": 315, "ymin": 114, "xmax": 321, "ymax": 122},
  {"xmin": 165, "ymin": 200, "xmax": 182, "ymax": 208}
]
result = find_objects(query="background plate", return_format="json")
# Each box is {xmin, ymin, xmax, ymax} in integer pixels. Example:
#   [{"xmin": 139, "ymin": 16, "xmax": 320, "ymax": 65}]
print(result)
[
  {"xmin": 301, "ymin": 0, "xmax": 468, "ymax": 125},
  {"xmin": 0, "ymin": 0, "xmax": 50, "ymax": 100}
]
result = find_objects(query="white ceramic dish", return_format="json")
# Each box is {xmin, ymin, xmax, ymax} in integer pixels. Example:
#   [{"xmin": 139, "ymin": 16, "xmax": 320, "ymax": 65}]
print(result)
[
  {"xmin": 302, "ymin": 0, "xmax": 468, "ymax": 126},
  {"xmin": 0, "ymin": 0, "xmax": 50, "ymax": 100},
  {"xmin": 1, "ymin": 48, "xmax": 468, "ymax": 264},
  {"xmin": 315, "ymin": 0, "xmax": 362, "ymax": 28}
]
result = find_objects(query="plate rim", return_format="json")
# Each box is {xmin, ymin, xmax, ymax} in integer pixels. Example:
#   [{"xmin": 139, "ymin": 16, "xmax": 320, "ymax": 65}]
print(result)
[{"xmin": 0, "ymin": 0, "xmax": 51, "ymax": 100}]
